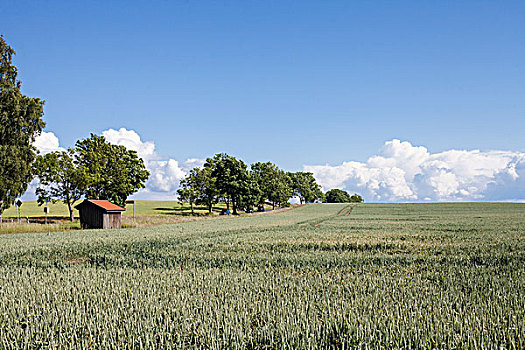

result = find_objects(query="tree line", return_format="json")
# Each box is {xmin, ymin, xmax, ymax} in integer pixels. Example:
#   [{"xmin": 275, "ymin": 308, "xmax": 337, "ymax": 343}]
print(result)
[
  {"xmin": 0, "ymin": 35, "xmax": 362, "ymax": 221},
  {"xmin": 325, "ymin": 189, "xmax": 363, "ymax": 204},
  {"xmin": 177, "ymin": 153, "xmax": 324, "ymax": 215}
]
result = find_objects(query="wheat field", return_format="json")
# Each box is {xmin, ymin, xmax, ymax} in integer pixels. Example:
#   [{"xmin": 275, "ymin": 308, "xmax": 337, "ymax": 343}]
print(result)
[{"xmin": 0, "ymin": 203, "xmax": 523, "ymax": 349}]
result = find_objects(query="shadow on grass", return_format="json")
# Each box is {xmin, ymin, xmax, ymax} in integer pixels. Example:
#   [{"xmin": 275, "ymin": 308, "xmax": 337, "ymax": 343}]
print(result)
[{"xmin": 153, "ymin": 205, "xmax": 223, "ymax": 216}]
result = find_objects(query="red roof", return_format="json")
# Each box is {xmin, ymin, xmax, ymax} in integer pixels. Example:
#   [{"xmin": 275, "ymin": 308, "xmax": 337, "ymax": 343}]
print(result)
[{"xmin": 82, "ymin": 200, "xmax": 126, "ymax": 211}]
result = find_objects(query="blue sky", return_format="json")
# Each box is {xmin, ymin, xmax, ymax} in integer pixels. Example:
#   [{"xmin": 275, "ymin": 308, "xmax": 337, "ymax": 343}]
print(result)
[{"xmin": 3, "ymin": 0, "xmax": 525, "ymax": 201}]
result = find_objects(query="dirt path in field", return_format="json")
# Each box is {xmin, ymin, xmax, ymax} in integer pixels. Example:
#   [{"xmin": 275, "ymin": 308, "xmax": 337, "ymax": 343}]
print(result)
[
  {"xmin": 300, "ymin": 204, "xmax": 355, "ymax": 227},
  {"xmin": 335, "ymin": 204, "xmax": 354, "ymax": 217}
]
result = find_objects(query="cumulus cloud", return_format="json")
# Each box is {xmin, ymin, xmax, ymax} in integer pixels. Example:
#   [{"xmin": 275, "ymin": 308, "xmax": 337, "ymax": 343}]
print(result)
[
  {"xmin": 34, "ymin": 131, "xmax": 65, "ymax": 154},
  {"xmin": 21, "ymin": 131, "xmax": 66, "ymax": 200},
  {"xmin": 101, "ymin": 128, "xmax": 156, "ymax": 161},
  {"xmin": 305, "ymin": 139, "xmax": 525, "ymax": 202},
  {"xmin": 29, "ymin": 130, "xmax": 524, "ymax": 202},
  {"xmin": 181, "ymin": 158, "xmax": 206, "ymax": 172},
  {"xmin": 102, "ymin": 128, "xmax": 203, "ymax": 198}
]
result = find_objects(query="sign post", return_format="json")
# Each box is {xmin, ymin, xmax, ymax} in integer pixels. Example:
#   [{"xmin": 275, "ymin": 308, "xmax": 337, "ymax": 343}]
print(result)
[
  {"xmin": 15, "ymin": 199, "xmax": 22, "ymax": 224},
  {"xmin": 44, "ymin": 202, "xmax": 49, "ymax": 224}
]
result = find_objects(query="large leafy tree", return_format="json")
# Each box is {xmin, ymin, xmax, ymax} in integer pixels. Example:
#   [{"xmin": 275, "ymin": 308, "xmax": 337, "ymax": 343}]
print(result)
[
  {"xmin": 325, "ymin": 189, "xmax": 351, "ymax": 203},
  {"xmin": 205, "ymin": 153, "xmax": 250, "ymax": 215},
  {"xmin": 75, "ymin": 134, "xmax": 150, "ymax": 207},
  {"xmin": 289, "ymin": 172, "xmax": 323, "ymax": 204},
  {"xmin": 350, "ymin": 193, "xmax": 364, "ymax": 203},
  {"xmin": 193, "ymin": 167, "xmax": 218, "ymax": 214},
  {"xmin": 177, "ymin": 171, "xmax": 198, "ymax": 215},
  {"xmin": 251, "ymin": 162, "xmax": 291, "ymax": 209},
  {"xmin": 0, "ymin": 36, "xmax": 45, "ymax": 215},
  {"xmin": 270, "ymin": 169, "xmax": 291, "ymax": 208},
  {"xmin": 178, "ymin": 167, "xmax": 220, "ymax": 215},
  {"xmin": 237, "ymin": 172, "xmax": 261, "ymax": 212},
  {"xmin": 34, "ymin": 149, "xmax": 88, "ymax": 221}
]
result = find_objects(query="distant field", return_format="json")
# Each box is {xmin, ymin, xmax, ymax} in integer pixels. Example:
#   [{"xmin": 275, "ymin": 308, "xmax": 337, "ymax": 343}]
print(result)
[
  {"xmin": 0, "ymin": 203, "xmax": 523, "ymax": 348},
  {"xmin": 0, "ymin": 200, "xmax": 273, "ymax": 234},
  {"xmin": 1, "ymin": 200, "xmax": 227, "ymax": 218}
]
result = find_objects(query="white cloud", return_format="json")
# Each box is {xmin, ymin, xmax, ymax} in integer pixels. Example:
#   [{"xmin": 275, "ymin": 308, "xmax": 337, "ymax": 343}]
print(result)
[
  {"xmin": 102, "ymin": 128, "xmax": 156, "ymax": 161},
  {"xmin": 34, "ymin": 131, "xmax": 65, "ymax": 154},
  {"xmin": 29, "ymin": 131, "xmax": 525, "ymax": 202},
  {"xmin": 146, "ymin": 159, "xmax": 187, "ymax": 192},
  {"xmin": 305, "ymin": 139, "xmax": 525, "ymax": 202},
  {"xmin": 21, "ymin": 131, "xmax": 66, "ymax": 200},
  {"xmin": 181, "ymin": 158, "xmax": 206, "ymax": 172},
  {"xmin": 101, "ymin": 128, "xmax": 204, "ymax": 198}
]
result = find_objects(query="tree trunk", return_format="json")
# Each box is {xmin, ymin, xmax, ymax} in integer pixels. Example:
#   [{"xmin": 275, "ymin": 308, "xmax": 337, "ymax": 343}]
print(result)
[
  {"xmin": 272, "ymin": 201, "xmax": 275, "ymax": 210},
  {"xmin": 300, "ymin": 197, "xmax": 304, "ymax": 205},
  {"xmin": 68, "ymin": 202, "xmax": 74, "ymax": 222},
  {"xmin": 208, "ymin": 202, "xmax": 212, "ymax": 213},
  {"xmin": 190, "ymin": 200, "xmax": 194, "ymax": 215},
  {"xmin": 226, "ymin": 197, "xmax": 230, "ymax": 210},
  {"xmin": 232, "ymin": 197, "xmax": 238, "ymax": 215}
]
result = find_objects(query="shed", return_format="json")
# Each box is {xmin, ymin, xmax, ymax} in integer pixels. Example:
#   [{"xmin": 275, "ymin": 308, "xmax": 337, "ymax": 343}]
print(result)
[{"xmin": 75, "ymin": 199, "xmax": 126, "ymax": 229}]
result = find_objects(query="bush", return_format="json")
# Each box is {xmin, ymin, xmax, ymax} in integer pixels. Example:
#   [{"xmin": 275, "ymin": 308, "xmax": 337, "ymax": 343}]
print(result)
[{"xmin": 325, "ymin": 189, "xmax": 351, "ymax": 203}]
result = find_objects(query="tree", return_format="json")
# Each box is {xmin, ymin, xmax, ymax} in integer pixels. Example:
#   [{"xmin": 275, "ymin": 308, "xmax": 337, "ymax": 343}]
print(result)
[
  {"xmin": 237, "ymin": 172, "xmax": 261, "ymax": 212},
  {"xmin": 75, "ymin": 134, "xmax": 150, "ymax": 207},
  {"xmin": 0, "ymin": 36, "xmax": 45, "ymax": 215},
  {"xmin": 289, "ymin": 172, "xmax": 323, "ymax": 204},
  {"xmin": 205, "ymin": 153, "xmax": 250, "ymax": 215},
  {"xmin": 34, "ymin": 149, "xmax": 88, "ymax": 221},
  {"xmin": 177, "ymin": 167, "xmax": 217, "ymax": 215},
  {"xmin": 325, "ymin": 189, "xmax": 351, "ymax": 203},
  {"xmin": 251, "ymin": 162, "xmax": 291, "ymax": 209},
  {"xmin": 270, "ymin": 169, "xmax": 291, "ymax": 208},
  {"xmin": 193, "ymin": 167, "xmax": 218, "ymax": 214},
  {"xmin": 177, "ymin": 172, "xmax": 198, "ymax": 215},
  {"xmin": 350, "ymin": 193, "xmax": 364, "ymax": 203}
]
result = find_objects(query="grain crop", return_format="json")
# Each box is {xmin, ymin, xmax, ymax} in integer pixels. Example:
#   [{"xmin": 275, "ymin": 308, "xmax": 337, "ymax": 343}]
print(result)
[{"xmin": 0, "ymin": 203, "xmax": 523, "ymax": 349}]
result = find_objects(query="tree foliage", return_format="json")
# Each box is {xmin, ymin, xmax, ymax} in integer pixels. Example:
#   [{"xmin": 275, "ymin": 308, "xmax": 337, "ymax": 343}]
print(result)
[
  {"xmin": 251, "ymin": 162, "xmax": 291, "ymax": 209},
  {"xmin": 0, "ymin": 36, "xmax": 45, "ymax": 214},
  {"xmin": 325, "ymin": 189, "xmax": 351, "ymax": 203},
  {"xmin": 177, "ymin": 170, "xmax": 199, "ymax": 215},
  {"xmin": 177, "ymin": 154, "xmax": 324, "ymax": 215},
  {"xmin": 236, "ymin": 172, "xmax": 261, "ymax": 212},
  {"xmin": 193, "ymin": 167, "xmax": 218, "ymax": 213},
  {"xmin": 177, "ymin": 167, "xmax": 219, "ymax": 215},
  {"xmin": 34, "ymin": 150, "xmax": 87, "ymax": 221},
  {"xmin": 205, "ymin": 153, "xmax": 250, "ymax": 215},
  {"xmin": 350, "ymin": 193, "xmax": 364, "ymax": 203},
  {"xmin": 289, "ymin": 172, "xmax": 323, "ymax": 204},
  {"xmin": 75, "ymin": 134, "xmax": 150, "ymax": 207}
]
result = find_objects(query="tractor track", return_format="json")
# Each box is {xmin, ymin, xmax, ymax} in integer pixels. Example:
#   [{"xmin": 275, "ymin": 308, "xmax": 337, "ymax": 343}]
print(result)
[{"xmin": 297, "ymin": 204, "xmax": 354, "ymax": 227}]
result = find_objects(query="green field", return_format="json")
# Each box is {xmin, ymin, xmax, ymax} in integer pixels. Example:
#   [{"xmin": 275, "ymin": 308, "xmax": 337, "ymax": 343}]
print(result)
[
  {"xmin": 0, "ymin": 203, "xmax": 524, "ymax": 348},
  {"xmin": 1, "ymin": 200, "xmax": 222, "ymax": 218}
]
